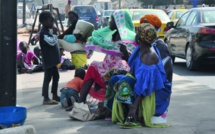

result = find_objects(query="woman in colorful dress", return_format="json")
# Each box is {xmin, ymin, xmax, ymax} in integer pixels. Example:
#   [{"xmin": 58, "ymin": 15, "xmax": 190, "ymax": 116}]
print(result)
[
  {"xmin": 77, "ymin": 10, "xmax": 137, "ymax": 103},
  {"xmin": 105, "ymin": 23, "xmax": 172, "ymax": 128}
]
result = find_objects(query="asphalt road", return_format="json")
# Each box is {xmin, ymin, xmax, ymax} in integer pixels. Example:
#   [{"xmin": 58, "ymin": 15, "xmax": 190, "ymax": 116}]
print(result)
[{"xmin": 173, "ymin": 58, "xmax": 215, "ymax": 90}]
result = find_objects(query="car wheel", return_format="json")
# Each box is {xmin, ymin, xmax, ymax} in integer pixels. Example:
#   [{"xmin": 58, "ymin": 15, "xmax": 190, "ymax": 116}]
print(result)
[{"xmin": 186, "ymin": 46, "xmax": 199, "ymax": 71}]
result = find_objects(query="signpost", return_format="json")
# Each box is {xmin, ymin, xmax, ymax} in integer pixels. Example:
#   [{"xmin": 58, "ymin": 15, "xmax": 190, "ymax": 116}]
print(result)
[
  {"xmin": 189, "ymin": 0, "xmax": 202, "ymax": 7},
  {"xmin": 0, "ymin": 0, "xmax": 17, "ymax": 106}
]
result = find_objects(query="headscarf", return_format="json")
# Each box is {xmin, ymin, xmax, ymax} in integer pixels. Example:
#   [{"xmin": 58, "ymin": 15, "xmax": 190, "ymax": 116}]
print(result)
[
  {"xmin": 85, "ymin": 10, "xmax": 137, "ymax": 57},
  {"xmin": 140, "ymin": 14, "xmax": 162, "ymax": 29},
  {"xmin": 137, "ymin": 23, "xmax": 157, "ymax": 45}
]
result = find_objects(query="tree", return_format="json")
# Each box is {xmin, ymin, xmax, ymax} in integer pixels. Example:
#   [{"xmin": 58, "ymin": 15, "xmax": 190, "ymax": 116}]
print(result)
[
  {"xmin": 138, "ymin": 0, "xmax": 183, "ymax": 7},
  {"xmin": 200, "ymin": 0, "xmax": 215, "ymax": 5}
]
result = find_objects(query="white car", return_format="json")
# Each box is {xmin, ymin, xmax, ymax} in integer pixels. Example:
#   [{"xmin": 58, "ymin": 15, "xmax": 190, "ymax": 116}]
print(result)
[{"xmin": 99, "ymin": 10, "xmax": 114, "ymax": 27}]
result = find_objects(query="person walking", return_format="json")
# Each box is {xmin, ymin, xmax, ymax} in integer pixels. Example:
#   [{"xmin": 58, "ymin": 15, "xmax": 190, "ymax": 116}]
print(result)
[
  {"xmin": 65, "ymin": 0, "xmax": 72, "ymax": 27},
  {"xmin": 30, "ymin": 3, "xmax": 37, "ymax": 19},
  {"xmin": 39, "ymin": 11, "xmax": 61, "ymax": 105}
]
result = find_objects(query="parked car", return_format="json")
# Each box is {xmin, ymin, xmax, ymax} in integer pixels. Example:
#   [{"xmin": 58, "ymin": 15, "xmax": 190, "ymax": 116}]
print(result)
[
  {"xmin": 164, "ymin": 7, "xmax": 215, "ymax": 70},
  {"xmin": 129, "ymin": 9, "xmax": 170, "ymax": 39},
  {"xmin": 99, "ymin": 10, "xmax": 114, "ymax": 27},
  {"xmin": 17, "ymin": 3, "xmax": 31, "ymax": 19},
  {"xmin": 73, "ymin": 5, "xmax": 99, "ymax": 29},
  {"xmin": 168, "ymin": 9, "xmax": 188, "ymax": 25}
]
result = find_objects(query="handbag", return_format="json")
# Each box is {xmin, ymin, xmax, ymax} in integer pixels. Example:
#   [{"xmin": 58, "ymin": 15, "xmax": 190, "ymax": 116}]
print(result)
[{"xmin": 68, "ymin": 102, "xmax": 97, "ymax": 121}]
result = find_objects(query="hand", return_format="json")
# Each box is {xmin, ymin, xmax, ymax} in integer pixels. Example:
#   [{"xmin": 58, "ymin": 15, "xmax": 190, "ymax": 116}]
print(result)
[{"xmin": 119, "ymin": 43, "xmax": 128, "ymax": 54}]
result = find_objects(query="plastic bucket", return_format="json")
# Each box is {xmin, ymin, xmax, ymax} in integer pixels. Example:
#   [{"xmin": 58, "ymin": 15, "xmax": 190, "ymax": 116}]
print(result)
[
  {"xmin": 71, "ymin": 50, "xmax": 87, "ymax": 68},
  {"xmin": 0, "ymin": 106, "xmax": 27, "ymax": 127}
]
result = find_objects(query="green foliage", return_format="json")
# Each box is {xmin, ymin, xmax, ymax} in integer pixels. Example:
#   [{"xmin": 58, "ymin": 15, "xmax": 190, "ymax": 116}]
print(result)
[{"xmin": 137, "ymin": 0, "xmax": 184, "ymax": 6}]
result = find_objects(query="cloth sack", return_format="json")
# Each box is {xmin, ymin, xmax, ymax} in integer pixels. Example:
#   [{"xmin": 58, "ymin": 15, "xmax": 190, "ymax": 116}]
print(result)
[
  {"xmin": 61, "ymin": 59, "xmax": 75, "ymax": 70},
  {"xmin": 68, "ymin": 102, "xmax": 97, "ymax": 121}
]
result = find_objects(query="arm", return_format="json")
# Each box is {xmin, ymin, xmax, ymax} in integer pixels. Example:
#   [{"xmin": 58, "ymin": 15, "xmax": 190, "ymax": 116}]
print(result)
[{"xmin": 120, "ymin": 44, "xmax": 130, "ymax": 61}]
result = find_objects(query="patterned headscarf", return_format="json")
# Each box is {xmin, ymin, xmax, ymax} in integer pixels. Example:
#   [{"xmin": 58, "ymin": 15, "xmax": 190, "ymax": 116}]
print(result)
[
  {"xmin": 140, "ymin": 14, "xmax": 162, "ymax": 29},
  {"xmin": 85, "ymin": 10, "xmax": 137, "ymax": 57},
  {"xmin": 137, "ymin": 23, "xmax": 157, "ymax": 45}
]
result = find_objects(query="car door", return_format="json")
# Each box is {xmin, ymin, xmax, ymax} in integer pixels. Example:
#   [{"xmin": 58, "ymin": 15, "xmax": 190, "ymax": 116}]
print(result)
[
  {"xmin": 182, "ymin": 11, "xmax": 198, "ymax": 56},
  {"xmin": 169, "ymin": 11, "xmax": 190, "ymax": 57}
]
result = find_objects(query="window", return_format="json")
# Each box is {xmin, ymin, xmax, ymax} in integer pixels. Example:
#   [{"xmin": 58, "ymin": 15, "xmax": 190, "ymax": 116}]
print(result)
[
  {"xmin": 202, "ymin": 10, "xmax": 215, "ymax": 23},
  {"xmin": 73, "ymin": 6, "xmax": 96, "ymax": 14},
  {"xmin": 168, "ymin": 11, "xmax": 173, "ymax": 19},
  {"xmin": 132, "ymin": 10, "xmax": 170, "ymax": 22},
  {"xmin": 175, "ymin": 10, "xmax": 187, "ymax": 19},
  {"xmin": 176, "ymin": 11, "xmax": 190, "ymax": 27},
  {"xmin": 186, "ymin": 11, "xmax": 197, "ymax": 26}
]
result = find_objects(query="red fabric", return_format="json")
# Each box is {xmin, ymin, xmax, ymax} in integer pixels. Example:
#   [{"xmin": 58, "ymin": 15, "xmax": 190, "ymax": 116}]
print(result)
[{"xmin": 83, "ymin": 66, "xmax": 106, "ymax": 101}]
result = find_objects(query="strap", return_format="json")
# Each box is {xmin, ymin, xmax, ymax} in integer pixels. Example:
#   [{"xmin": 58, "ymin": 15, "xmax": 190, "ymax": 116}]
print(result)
[{"xmin": 162, "ymin": 56, "xmax": 171, "ymax": 66}]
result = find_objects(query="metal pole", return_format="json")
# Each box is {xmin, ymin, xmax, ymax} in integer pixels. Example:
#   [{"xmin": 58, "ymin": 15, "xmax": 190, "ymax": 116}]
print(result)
[
  {"xmin": 119, "ymin": 0, "xmax": 121, "ymax": 9},
  {"xmin": 0, "ymin": 0, "xmax": 17, "ymax": 106},
  {"xmin": 23, "ymin": 0, "xmax": 26, "ymax": 25}
]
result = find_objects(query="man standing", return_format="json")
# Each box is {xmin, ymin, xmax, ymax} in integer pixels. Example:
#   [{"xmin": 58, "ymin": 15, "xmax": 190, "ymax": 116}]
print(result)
[{"xmin": 65, "ymin": 0, "xmax": 72, "ymax": 26}]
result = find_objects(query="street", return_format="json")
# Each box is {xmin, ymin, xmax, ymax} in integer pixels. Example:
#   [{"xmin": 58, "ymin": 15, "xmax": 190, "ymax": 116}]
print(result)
[{"xmin": 174, "ymin": 58, "xmax": 215, "ymax": 89}]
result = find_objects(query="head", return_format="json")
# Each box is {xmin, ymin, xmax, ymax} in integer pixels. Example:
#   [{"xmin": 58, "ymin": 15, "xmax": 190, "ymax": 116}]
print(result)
[
  {"xmin": 74, "ymin": 68, "xmax": 85, "ymax": 80},
  {"xmin": 74, "ymin": 34, "xmax": 82, "ymax": 41},
  {"xmin": 68, "ymin": 11, "xmax": 79, "ymax": 25},
  {"xmin": 140, "ymin": 14, "xmax": 162, "ymax": 31},
  {"xmin": 137, "ymin": 23, "xmax": 157, "ymax": 46},
  {"xmin": 109, "ymin": 15, "xmax": 117, "ymax": 31},
  {"xmin": 68, "ymin": 0, "xmax": 71, "ymax": 5},
  {"xmin": 19, "ymin": 41, "xmax": 28, "ymax": 54},
  {"xmin": 39, "ymin": 11, "xmax": 55, "ymax": 29},
  {"xmin": 109, "ymin": 10, "xmax": 134, "ymax": 32},
  {"xmin": 33, "ymin": 46, "xmax": 41, "ymax": 56}
]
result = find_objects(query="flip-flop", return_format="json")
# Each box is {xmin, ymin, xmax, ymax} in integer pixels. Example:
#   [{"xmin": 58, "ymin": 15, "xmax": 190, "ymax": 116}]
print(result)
[
  {"xmin": 43, "ymin": 100, "xmax": 58, "ymax": 105},
  {"xmin": 120, "ymin": 122, "xmax": 142, "ymax": 129}
]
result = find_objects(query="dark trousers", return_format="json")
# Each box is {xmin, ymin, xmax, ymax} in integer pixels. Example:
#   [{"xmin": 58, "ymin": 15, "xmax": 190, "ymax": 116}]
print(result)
[{"xmin": 42, "ymin": 66, "xmax": 59, "ymax": 98}]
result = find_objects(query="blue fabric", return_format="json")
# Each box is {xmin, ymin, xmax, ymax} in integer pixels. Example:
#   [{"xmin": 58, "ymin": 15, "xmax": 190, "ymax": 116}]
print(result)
[
  {"xmin": 128, "ymin": 45, "xmax": 172, "ymax": 116},
  {"xmin": 60, "ymin": 88, "xmax": 79, "ymax": 107},
  {"xmin": 64, "ymin": 35, "xmax": 77, "ymax": 43}
]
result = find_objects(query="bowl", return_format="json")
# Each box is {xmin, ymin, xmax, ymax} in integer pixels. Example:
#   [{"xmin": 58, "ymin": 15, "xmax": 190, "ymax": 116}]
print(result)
[{"xmin": 0, "ymin": 106, "xmax": 27, "ymax": 127}]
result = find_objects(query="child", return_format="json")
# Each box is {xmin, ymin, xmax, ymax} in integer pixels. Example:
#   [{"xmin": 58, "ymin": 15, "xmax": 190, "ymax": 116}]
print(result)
[
  {"xmin": 63, "ymin": 33, "xmax": 83, "ymax": 43},
  {"xmin": 60, "ymin": 68, "xmax": 85, "ymax": 110},
  {"xmin": 39, "ymin": 11, "xmax": 61, "ymax": 105},
  {"xmin": 17, "ymin": 41, "xmax": 39, "ymax": 74},
  {"xmin": 32, "ymin": 46, "xmax": 43, "ymax": 72}
]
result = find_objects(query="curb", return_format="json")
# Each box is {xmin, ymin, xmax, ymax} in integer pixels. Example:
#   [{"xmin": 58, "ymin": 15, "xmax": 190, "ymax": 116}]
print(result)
[{"xmin": 0, "ymin": 125, "xmax": 36, "ymax": 134}]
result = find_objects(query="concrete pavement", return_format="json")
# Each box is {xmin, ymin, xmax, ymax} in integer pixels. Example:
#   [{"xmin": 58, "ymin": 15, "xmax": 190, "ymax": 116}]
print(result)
[{"xmin": 14, "ymin": 54, "xmax": 215, "ymax": 134}]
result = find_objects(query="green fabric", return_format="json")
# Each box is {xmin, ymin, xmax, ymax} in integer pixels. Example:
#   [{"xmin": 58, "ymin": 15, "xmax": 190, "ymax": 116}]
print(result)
[
  {"xmin": 112, "ymin": 92, "xmax": 169, "ymax": 128},
  {"xmin": 140, "ymin": 92, "xmax": 170, "ymax": 128},
  {"xmin": 86, "ymin": 10, "xmax": 136, "ymax": 55}
]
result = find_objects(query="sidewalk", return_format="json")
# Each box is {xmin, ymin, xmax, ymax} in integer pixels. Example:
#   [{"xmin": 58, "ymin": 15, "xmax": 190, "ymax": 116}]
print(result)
[{"xmin": 15, "ymin": 58, "xmax": 215, "ymax": 134}]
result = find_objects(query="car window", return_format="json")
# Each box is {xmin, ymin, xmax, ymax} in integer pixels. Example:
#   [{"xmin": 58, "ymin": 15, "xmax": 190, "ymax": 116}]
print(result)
[
  {"xmin": 73, "ymin": 6, "xmax": 96, "ymax": 14},
  {"xmin": 203, "ymin": 10, "xmax": 215, "ymax": 23},
  {"xmin": 104, "ymin": 11, "xmax": 114, "ymax": 16},
  {"xmin": 176, "ymin": 10, "xmax": 187, "ymax": 19},
  {"xmin": 186, "ymin": 11, "xmax": 197, "ymax": 26},
  {"xmin": 176, "ymin": 11, "xmax": 190, "ymax": 27},
  {"xmin": 132, "ymin": 10, "xmax": 170, "ymax": 22},
  {"xmin": 168, "ymin": 11, "xmax": 173, "ymax": 19}
]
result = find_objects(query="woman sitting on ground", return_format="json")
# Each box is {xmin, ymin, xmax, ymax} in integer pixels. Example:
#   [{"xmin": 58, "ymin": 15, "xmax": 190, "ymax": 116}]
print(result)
[
  {"xmin": 77, "ymin": 10, "xmax": 137, "ymax": 104},
  {"xmin": 105, "ymin": 23, "xmax": 172, "ymax": 128}
]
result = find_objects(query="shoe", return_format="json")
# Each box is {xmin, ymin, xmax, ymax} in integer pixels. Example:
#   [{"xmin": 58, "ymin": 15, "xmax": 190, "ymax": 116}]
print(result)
[
  {"xmin": 53, "ymin": 96, "xmax": 60, "ymax": 102},
  {"xmin": 43, "ymin": 99, "xmax": 58, "ymax": 105},
  {"xmin": 63, "ymin": 98, "xmax": 68, "ymax": 108}
]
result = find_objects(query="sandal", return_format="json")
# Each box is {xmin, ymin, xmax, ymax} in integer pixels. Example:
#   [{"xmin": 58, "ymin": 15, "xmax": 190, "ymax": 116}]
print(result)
[
  {"xmin": 43, "ymin": 100, "xmax": 58, "ymax": 105},
  {"xmin": 120, "ymin": 122, "xmax": 142, "ymax": 129}
]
